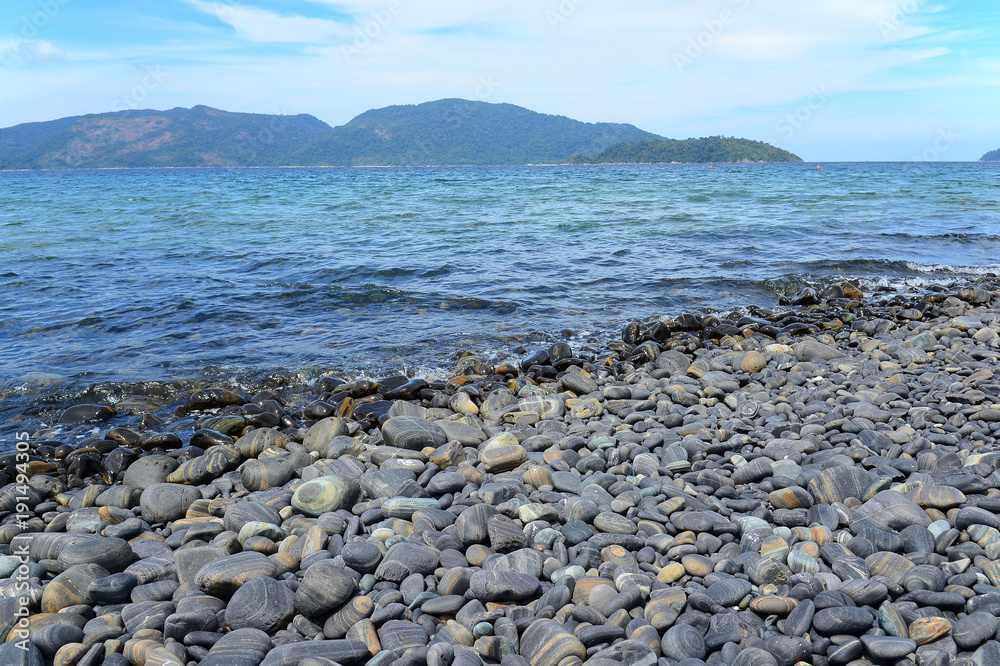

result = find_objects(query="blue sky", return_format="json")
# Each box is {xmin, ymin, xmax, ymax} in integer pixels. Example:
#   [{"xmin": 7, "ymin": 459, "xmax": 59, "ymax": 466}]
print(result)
[{"xmin": 0, "ymin": 0, "xmax": 996, "ymax": 161}]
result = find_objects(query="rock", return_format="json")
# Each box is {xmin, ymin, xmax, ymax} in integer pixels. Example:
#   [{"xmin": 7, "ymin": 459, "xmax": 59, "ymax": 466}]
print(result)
[
  {"xmin": 139, "ymin": 483, "xmax": 202, "ymax": 523},
  {"xmin": 123, "ymin": 456, "xmax": 179, "ymax": 490},
  {"xmin": 953, "ymin": 612, "xmax": 998, "ymax": 650},
  {"xmin": 813, "ymin": 606, "xmax": 874, "ymax": 635},
  {"xmin": 793, "ymin": 339, "xmax": 844, "ymax": 361},
  {"xmin": 290, "ymin": 475, "xmax": 361, "ymax": 516},
  {"xmin": 851, "ymin": 490, "xmax": 931, "ymax": 534},
  {"xmin": 469, "ymin": 570, "xmax": 540, "ymax": 601},
  {"xmin": 861, "ymin": 635, "xmax": 917, "ymax": 661},
  {"xmin": 0, "ymin": 641, "xmax": 44, "ymax": 666},
  {"xmin": 58, "ymin": 404, "xmax": 114, "ymax": 425},
  {"xmin": 294, "ymin": 561, "xmax": 358, "ymax": 617},
  {"xmin": 661, "ymin": 624, "xmax": 706, "ymax": 661},
  {"xmin": 56, "ymin": 536, "xmax": 133, "ymax": 573},
  {"xmin": 258, "ymin": 639, "xmax": 370, "ymax": 666},
  {"xmin": 807, "ymin": 466, "xmax": 872, "ymax": 504},
  {"xmin": 194, "ymin": 552, "xmax": 277, "ymax": 596},
  {"xmin": 225, "ymin": 576, "xmax": 295, "ymax": 634},
  {"xmin": 41, "ymin": 563, "xmax": 109, "ymax": 613},
  {"xmin": 374, "ymin": 542, "xmax": 440, "ymax": 582},
  {"xmin": 520, "ymin": 619, "xmax": 588, "ymax": 666},
  {"xmin": 199, "ymin": 627, "xmax": 272, "ymax": 666},
  {"xmin": 380, "ymin": 416, "xmax": 447, "ymax": 450}
]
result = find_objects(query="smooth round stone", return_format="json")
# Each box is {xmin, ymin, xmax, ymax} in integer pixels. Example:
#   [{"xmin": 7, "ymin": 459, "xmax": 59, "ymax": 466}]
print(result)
[
  {"xmin": 31, "ymin": 623, "xmax": 84, "ymax": 659},
  {"xmin": 223, "ymin": 502, "xmax": 283, "ymax": 533},
  {"xmin": 382, "ymin": 497, "xmax": 441, "ymax": 519},
  {"xmin": 707, "ymin": 578, "xmax": 751, "ymax": 606},
  {"xmin": 139, "ymin": 483, "xmax": 202, "ymax": 523},
  {"xmin": 762, "ymin": 634, "xmax": 810, "ymax": 665},
  {"xmin": 56, "ymin": 536, "xmax": 133, "ymax": 573},
  {"xmin": 240, "ymin": 459, "xmax": 293, "ymax": 492},
  {"xmin": 749, "ymin": 596, "xmax": 798, "ymax": 615},
  {"xmin": 593, "ymin": 512, "xmax": 637, "ymax": 535},
  {"xmin": 682, "ymin": 554, "xmax": 714, "ymax": 577},
  {"xmin": 813, "ymin": 606, "xmax": 874, "ymax": 635},
  {"xmin": 41, "ymin": 563, "xmax": 109, "ymax": 613},
  {"xmin": 237, "ymin": 521, "xmax": 285, "ymax": 544},
  {"xmin": 377, "ymin": 620, "xmax": 429, "ymax": 651},
  {"xmin": 783, "ymin": 599, "xmax": 815, "ymax": 637},
  {"xmin": 576, "ymin": 624, "xmax": 625, "ymax": 648},
  {"xmin": 291, "ymin": 475, "xmax": 362, "ymax": 517},
  {"xmin": 861, "ymin": 635, "xmax": 917, "ymax": 660},
  {"xmin": 302, "ymin": 417, "xmax": 349, "ymax": 454},
  {"xmin": 257, "ymin": 639, "xmax": 369, "ymax": 666},
  {"xmin": 194, "ymin": 552, "xmax": 277, "ymax": 596},
  {"xmin": 455, "ymin": 504, "xmax": 498, "ymax": 546},
  {"xmin": 87, "ymin": 572, "xmax": 139, "ymax": 604},
  {"xmin": 661, "ymin": 624, "xmax": 706, "ymax": 661},
  {"xmin": 380, "ymin": 416, "xmax": 447, "ymax": 451},
  {"xmin": 953, "ymin": 612, "xmax": 999, "ymax": 650},
  {"xmin": 225, "ymin": 576, "xmax": 295, "ymax": 634},
  {"xmin": 374, "ymin": 542, "xmax": 440, "ymax": 583},
  {"xmin": 909, "ymin": 616, "xmax": 953, "ymax": 645},
  {"xmin": 646, "ymin": 588, "xmax": 687, "ymax": 631},
  {"xmin": 420, "ymin": 594, "xmax": 466, "ymax": 615},
  {"xmin": 122, "ymin": 599, "xmax": 174, "ymax": 633},
  {"xmin": 851, "ymin": 490, "xmax": 931, "ymax": 533},
  {"xmin": 730, "ymin": 647, "xmax": 778, "ymax": 666},
  {"xmin": 341, "ymin": 542, "xmax": 382, "ymax": 574},
  {"xmin": 520, "ymin": 619, "xmax": 588, "ymax": 666},
  {"xmin": 324, "ymin": 596, "xmax": 375, "ymax": 639},
  {"xmin": 294, "ymin": 561, "xmax": 358, "ymax": 617},
  {"xmin": 807, "ymin": 466, "xmax": 873, "ymax": 504},
  {"xmin": 469, "ymin": 570, "xmax": 540, "ymax": 601}
]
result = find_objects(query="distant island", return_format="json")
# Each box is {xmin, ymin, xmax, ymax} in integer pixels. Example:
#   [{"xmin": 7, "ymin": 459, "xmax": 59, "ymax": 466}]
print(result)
[
  {"xmin": 567, "ymin": 137, "xmax": 802, "ymax": 164},
  {"xmin": 0, "ymin": 99, "xmax": 801, "ymax": 169},
  {"xmin": 981, "ymin": 149, "xmax": 1000, "ymax": 161}
]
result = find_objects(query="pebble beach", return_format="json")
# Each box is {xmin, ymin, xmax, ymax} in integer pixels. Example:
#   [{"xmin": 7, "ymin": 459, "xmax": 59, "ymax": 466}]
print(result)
[{"xmin": 4, "ymin": 277, "xmax": 1000, "ymax": 666}]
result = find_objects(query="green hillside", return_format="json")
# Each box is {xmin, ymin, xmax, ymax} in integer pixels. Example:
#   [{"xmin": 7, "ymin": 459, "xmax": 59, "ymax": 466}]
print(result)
[
  {"xmin": 568, "ymin": 137, "xmax": 803, "ymax": 164},
  {"xmin": 981, "ymin": 149, "xmax": 1000, "ymax": 161},
  {"xmin": 0, "ymin": 106, "xmax": 332, "ymax": 169},
  {"xmin": 293, "ymin": 99, "xmax": 663, "ymax": 166},
  {"xmin": 0, "ymin": 101, "xmax": 803, "ymax": 169}
]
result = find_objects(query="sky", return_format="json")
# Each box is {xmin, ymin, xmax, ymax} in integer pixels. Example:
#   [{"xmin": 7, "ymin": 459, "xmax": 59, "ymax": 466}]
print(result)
[{"xmin": 0, "ymin": 0, "xmax": 996, "ymax": 161}]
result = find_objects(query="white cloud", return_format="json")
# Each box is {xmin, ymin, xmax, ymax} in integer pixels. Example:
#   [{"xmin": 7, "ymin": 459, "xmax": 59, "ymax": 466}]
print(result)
[
  {"xmin": 0, "ymin": 38, "xmax": 67, "ymax": 66},
  {"xmin": 185, "ymin": 0, "xmax": 350, "ymax": 43}
]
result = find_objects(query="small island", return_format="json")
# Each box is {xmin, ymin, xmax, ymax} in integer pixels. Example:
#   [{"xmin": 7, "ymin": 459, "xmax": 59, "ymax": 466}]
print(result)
[
  {"xmin": 980, "ymin": 149, "xmax": 1000, "ymax": 162},
  {"xmin": 567, "ymin": 137, "xmax": 803, "ymax": 164}
]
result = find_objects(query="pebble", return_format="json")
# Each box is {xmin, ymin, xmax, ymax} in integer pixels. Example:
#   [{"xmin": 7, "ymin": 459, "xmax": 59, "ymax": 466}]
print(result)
[{"xmin": 6, "ymin": 278, "xmax": 1000, "ymax": 665}]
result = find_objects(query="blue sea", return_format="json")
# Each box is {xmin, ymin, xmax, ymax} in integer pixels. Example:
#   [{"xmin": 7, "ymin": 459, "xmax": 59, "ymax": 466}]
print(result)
[{"xmin": 1, "ymin": 163, "xmax": 999, "ymax": 444}]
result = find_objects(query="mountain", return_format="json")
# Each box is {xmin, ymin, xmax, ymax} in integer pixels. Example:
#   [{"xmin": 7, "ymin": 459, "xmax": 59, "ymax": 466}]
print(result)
[
  {"xmin": 292, "ymin": 99, "xmax": 663, "ymax": 166},
  {"xmin": 0, "ymin": 106, "xmax": 332, "ymax": 169},
  {"xmin": 981, "ymin": 149, "xmax": 1000, "ymax": 161},
  {"xmin": 0, "ymin": 100, "xmax": 798, "ymax": 169},
  {"xmin": 567, "ymin": 137, "xmax": 803, "ymax": 164}
]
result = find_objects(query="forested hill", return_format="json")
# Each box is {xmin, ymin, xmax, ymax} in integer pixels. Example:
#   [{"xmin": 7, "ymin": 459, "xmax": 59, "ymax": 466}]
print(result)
[
  {"xmin": 981, "ymin": 149, "xmax": 1000, "ymax": 161},
  {"xmin": 567, "ymin": 137, "xmax": 803, "ymax": 164},
  {"xmin": 290, "ymin": 99, "xmax": 663, "ymax": 166},
  {"xmin": 0, "ymin": 106, "xmax": 332, "ymax": 169},
  {"xmin": 0, "ymin": 101, "xmax": 801, "ymax": 168}
]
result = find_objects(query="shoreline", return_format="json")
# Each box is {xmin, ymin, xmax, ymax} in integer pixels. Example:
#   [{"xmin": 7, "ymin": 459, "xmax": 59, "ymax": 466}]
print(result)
[{"xmin": 2, "ymin": 276, "xmax": 1000, "ymax": 664}]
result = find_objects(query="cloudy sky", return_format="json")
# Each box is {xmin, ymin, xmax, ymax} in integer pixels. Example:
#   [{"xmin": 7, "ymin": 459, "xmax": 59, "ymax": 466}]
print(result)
[{"xmin": 0, "ymin": 0, "xmax": 996, "ymax": 161}]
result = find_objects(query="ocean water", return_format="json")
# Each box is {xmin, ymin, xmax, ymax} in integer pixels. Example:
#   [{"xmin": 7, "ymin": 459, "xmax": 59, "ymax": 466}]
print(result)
[{"xmin": 1, "ymin": 162, "xmax": 999, "ymax": 443}]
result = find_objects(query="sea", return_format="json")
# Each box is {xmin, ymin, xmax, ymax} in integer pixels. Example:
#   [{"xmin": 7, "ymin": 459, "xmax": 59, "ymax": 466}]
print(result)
[{"xmin": 1, "ymin": 162, "xmax": 999, "ymax": 447}]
